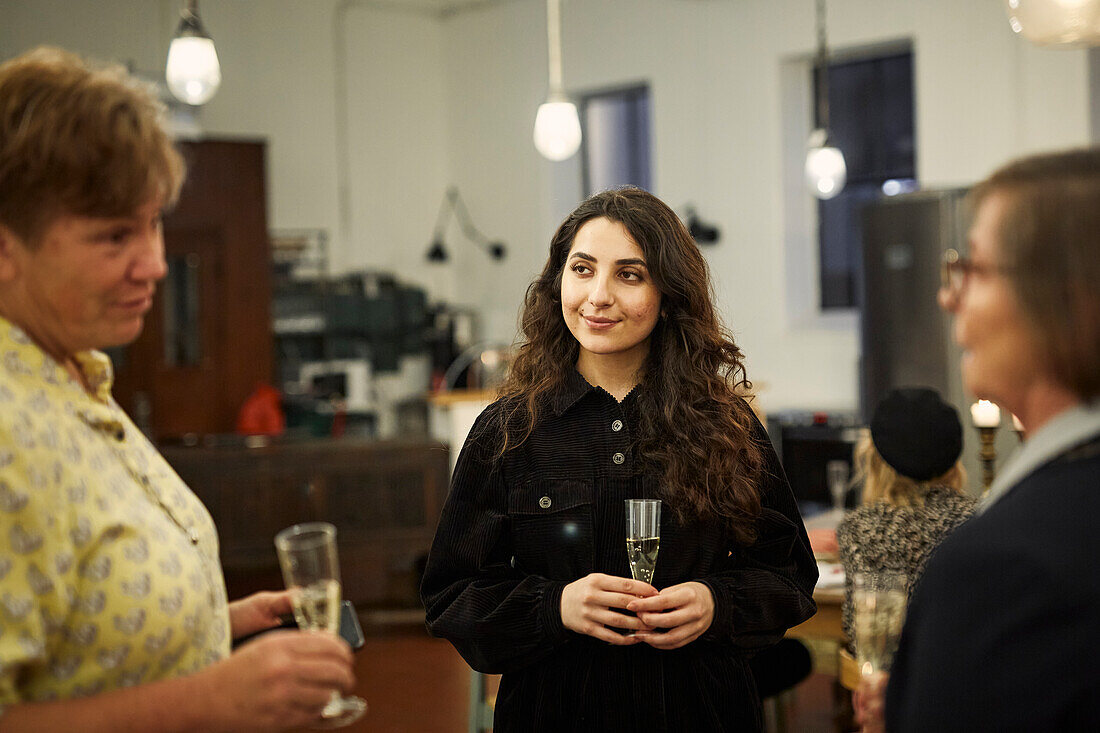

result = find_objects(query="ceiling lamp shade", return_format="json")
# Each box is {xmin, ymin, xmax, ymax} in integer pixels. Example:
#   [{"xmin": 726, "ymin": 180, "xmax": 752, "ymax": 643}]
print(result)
[
  {"xmin": 805, "ymin": 129, "xmax": 847, "ymax": 200},
  {"xmin": 534, "ymin": 0, "xmax": 581, "ymax": 161},
  {"xmin": 1004, "ymin": 0, "xmax": 1100, "ymax": 45},
  {"xmin": 166, "ymin": 0, "xmax": 222, "ymax": 105}
]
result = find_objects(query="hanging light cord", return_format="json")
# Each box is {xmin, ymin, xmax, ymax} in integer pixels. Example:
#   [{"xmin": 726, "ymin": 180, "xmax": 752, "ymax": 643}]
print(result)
[
  {"xmin": 814, "ymin": 0, "xmax": 831, "ymax": 133},
  {"xmin": 173, "ymin": 0, "xmax": 208, "ymax": 39},
  {"xmin": 547, "ymin": 0, "xmax": 563, "ymax": 94}
]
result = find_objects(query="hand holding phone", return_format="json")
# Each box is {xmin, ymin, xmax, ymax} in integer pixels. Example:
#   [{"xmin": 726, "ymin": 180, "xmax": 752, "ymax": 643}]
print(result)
[
  {"xmin": 233, "ymin": 599, "xmax": 364, "ymax": 651},
  {"xmin": 337, "ymin": 599, "xmax": 366, "ymax": 650}
]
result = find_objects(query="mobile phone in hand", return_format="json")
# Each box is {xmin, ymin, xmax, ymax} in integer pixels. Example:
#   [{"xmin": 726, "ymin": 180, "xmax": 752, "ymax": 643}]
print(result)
[
  {"xmin": 234, "ymin": 599, "xmax": 364, "ymax": 651},
  {"xmin": 337, "ymin": 599, "xmax": 365, "ymax": 651}
]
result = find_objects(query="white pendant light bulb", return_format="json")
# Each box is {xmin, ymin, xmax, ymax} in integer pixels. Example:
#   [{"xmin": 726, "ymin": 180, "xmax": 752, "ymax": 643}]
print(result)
[
  {"xmin": 534, "ymin": 95, "xmax": 582, "ymax": 162},
  {"xmin": 1004, "ymin": 0, "xmax": 1100, "ymax": 46},
  {"xmin": 535, "ymin": 0, "xmax": 581, "ymax": 161},
  {"xmin": 166, "ymin": 0, "xmax": 221, "ymax": 106},
  {"xmin": 805, "ymin": 129, "xmax": 847, "ymax": 200}
]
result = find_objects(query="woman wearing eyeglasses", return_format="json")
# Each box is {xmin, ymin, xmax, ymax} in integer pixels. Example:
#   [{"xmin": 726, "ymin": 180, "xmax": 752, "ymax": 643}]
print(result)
[{"xmin": 856, "ymin": 149, "xmax": 1100, "ymax": 731}]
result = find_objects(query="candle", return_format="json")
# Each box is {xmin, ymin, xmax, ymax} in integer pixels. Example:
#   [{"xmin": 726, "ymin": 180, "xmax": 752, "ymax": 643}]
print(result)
[{"xmin": 970, "ymin": 400, "xmax": 1001, "ymax": 428}]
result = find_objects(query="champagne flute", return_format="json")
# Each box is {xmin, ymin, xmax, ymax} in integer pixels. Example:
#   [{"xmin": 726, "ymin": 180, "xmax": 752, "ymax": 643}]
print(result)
[
  {"xmin": 826, "ymin": 459, "xmax": 850, "ymax": 513},
  {"xmin": 274, "ymin": 522, "xmax": 367, "ymax": 728},
  {"xmin": 625, "ymin": 499, "xmax": 661, "ymax": 585},
  {"xmin": 852, "ymin": 571, "xmax": 908, "ymax": 682}
]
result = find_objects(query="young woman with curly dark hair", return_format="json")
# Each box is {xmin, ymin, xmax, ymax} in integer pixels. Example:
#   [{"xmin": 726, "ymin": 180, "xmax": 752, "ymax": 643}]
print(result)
[{"xmin": 421, "ymin": 187, "xmax": 817, "ymax": 732}]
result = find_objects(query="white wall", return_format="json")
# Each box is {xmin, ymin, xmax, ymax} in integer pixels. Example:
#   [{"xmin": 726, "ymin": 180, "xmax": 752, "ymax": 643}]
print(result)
[
  {"xmin": 1, "ymin": 0, "xmax": 1091, "ymax": 412},
  {"xmin": 440, "ymin": 0, "xmax": 1090, "ymax": 412},
  {"xmin": 0, "ymin": 0, "xmax": 451, "ymax": 294}
]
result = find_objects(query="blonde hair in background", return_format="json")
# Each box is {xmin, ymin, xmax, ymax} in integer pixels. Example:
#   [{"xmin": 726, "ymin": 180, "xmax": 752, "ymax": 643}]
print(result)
[
  {"xmin": 853, "ymin": 428, "xmax": 966, "ymax": 508},
  {"xmin": 0, "ymin": 46, "xmax": 184, "ymax": 246}
]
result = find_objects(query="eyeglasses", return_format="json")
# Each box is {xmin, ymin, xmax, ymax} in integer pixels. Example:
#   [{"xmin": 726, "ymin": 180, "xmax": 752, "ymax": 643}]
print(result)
[{"xmin": 939, "ymin": 248, "xmax": 1012, "ymax": 297}]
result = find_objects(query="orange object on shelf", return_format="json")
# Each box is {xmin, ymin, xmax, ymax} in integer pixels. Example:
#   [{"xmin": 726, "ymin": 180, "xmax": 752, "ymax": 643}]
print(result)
[{"xmin": 236, "ymin": 383, "xmax": 286, "ymax": 436}]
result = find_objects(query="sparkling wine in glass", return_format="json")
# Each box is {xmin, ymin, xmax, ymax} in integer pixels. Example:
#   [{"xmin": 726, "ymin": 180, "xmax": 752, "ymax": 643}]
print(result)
[
  {"xmin": 852, "ymin": 571, "xmax": 908, "ymax": 680},
  {"xmin": 275, "ymin": 522, "xmax": 367, "ymax": 728},
  {"xmin": 826, "ymin": 459, "xmax": 850, "ymax": 513},
  {"xmin": 625, "ymin": 499, "xmax": 661, "ymax": 585}
]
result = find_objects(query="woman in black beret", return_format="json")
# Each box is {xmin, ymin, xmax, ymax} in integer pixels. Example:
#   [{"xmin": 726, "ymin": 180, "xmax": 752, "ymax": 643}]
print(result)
[{"xmin": 836, "ymin": 387, "xmax": 975, "ymax": 643}]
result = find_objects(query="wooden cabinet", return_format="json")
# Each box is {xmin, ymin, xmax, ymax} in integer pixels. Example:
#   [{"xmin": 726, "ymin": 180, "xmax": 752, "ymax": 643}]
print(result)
[
  {"xmin": 162, "ymin": 439, "xmax": 450, "ymax": 608},
  {"xmin": 114, "ymin": 139, "xmax": 273, "ymax": 439}
]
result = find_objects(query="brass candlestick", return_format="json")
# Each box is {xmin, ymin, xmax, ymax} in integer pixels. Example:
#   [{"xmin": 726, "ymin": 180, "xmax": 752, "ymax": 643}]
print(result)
[{"xmin": 977, "ymin": 425, "xmax": 998, "ymax": 493}]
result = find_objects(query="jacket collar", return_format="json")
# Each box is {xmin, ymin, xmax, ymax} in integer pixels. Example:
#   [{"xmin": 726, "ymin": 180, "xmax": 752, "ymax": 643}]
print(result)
[
  {"xmin": 551, "ymin": 368, "xmax": 597, "ymax": 417},
  {"xmin": 550, "ymin": 368, "xmax": 646, "ymax": 416}
]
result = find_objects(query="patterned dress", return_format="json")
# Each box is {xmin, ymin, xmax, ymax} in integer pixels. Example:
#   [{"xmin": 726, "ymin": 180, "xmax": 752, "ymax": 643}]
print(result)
[
  {"xmin": 0, "ymin": 316, "xmax": 230, "ymax": 710},
  {"xmin": 836, "ymin": 486, "xmax": 975, "ymax": 643}
]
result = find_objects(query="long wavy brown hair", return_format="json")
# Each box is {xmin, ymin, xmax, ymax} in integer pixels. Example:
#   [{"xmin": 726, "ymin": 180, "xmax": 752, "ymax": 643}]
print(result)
[{"xmin": 497, "ymin": 187, "xmax": 765, "ymax": 544}]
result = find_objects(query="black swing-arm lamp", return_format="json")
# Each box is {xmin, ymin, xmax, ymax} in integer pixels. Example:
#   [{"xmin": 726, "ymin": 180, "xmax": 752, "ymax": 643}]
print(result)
[
  {"xmin": 426, "ymin": 187, "xmax": 506, "ymax": 263},
  {"xmin": 683, "ymin": 205, "xmax": 720, "ymax": 245}
]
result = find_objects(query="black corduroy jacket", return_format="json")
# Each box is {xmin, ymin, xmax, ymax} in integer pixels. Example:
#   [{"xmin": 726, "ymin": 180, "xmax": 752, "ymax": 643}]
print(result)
[{"xmin": 421, "ymin": 371, "xmax": 817, "ymax": 732}]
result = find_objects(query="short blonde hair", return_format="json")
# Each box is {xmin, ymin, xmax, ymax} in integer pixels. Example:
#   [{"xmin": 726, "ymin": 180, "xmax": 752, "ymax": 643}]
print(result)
[
  {"xmin": 853, "ymin": 428, "xmax": 966, "ymax": 507},
  {"xmin": 0, "ymin": 46, "xmax": 184, "ymax": 245}
]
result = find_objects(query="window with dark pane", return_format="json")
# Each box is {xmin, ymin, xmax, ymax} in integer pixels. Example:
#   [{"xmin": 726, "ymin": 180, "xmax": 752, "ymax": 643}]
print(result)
[
  {"xmin": 580, "ymin": 85, "xmax": 652, "ymax": 195},
  {"xmin": 816, "ymin": 51, "xmax": 915, "ymax": 309}
]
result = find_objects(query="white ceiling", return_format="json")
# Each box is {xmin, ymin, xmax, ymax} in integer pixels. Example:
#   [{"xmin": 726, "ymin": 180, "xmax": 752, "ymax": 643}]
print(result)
[
  {"xmin": 368, "ymin": 0, "xmax": 515, "ymax": 17},
  {"xmin": 377, "ymin": 0, "xmax": 714, "ymax": 18}
]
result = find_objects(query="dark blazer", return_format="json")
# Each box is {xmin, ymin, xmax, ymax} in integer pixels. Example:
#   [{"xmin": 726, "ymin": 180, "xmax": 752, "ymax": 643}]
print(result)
[
  {"xmin": 421, "ymin": 372, "xmax": 817, "ymax": 732},
  {"xmin": 886, "ymin": 435, "xmax": 1100, "ymax": 731}
]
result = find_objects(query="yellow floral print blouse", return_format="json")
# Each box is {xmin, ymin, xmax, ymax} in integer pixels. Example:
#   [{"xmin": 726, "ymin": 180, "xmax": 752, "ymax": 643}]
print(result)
[{"xmin": 0, "ymin": 316, "xmax": 230, "ymax": 709}]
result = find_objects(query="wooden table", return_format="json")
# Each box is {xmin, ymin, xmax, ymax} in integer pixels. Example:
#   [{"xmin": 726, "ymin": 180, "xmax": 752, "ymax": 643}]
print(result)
[
  {"xmin": 787, "ymin": 585, "xmax": 845, "ymax": 644},
  {"xmin": 788, "ymin": 582, "xmax": 852, "ymax": 728}
]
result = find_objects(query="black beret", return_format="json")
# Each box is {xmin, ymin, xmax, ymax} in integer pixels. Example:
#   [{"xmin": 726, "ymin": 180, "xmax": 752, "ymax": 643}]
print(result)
[{"xmin": 870, "ymin": 388, "xmax": 963, "ymax": 481}]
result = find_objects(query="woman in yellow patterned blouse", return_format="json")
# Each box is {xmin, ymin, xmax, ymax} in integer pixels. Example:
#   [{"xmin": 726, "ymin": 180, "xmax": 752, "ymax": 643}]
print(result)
[{"xmin": 0, "ymin": 48, "xmax": 355, "ymax": 731}]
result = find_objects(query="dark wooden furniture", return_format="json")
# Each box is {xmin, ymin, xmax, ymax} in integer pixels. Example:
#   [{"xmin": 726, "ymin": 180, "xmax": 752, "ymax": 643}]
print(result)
[
  {"xmin": 162, "ymin": 439, "xmax": 450, "ymax": 608},
  {"xmin": 114, "ymin": 139, "xmax": 274, "ymax": 439}
]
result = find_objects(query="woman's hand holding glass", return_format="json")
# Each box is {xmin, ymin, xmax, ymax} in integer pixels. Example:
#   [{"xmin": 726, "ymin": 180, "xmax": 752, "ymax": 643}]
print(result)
[
  {"xmin": 627, "ymin": 581, "xmax": 715, "ymax": 649},
  {"xmin": 850, "ymin": 571, "xmax": 905, "ymax": 733},
  {"xmin": 228, "ymin": 590, "xmax": 295, "ymax": 640},
  {"xmin": 193, "ymin": 629, "xmax": 356, "ymax": 732},
  {"xmin": 853, "ymin": 672, "xmax": 888, "ymax": 733},
  {"xmin": 274, "ymin": 522, "xmax": 367, "ymax": 728},
  {"xmin": 560, "ymin": 573, "xmax": 657, "ymax": 643}
]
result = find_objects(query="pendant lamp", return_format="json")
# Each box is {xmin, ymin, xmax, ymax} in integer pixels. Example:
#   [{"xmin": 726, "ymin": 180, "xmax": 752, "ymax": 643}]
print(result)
[
  {"xmin": 166, "ymin": 0, "xmax": 222, "ymax": 106},
  {"xmin": 805, "ymin": 0, "xmax": 846, "ymax": 200},
  {"xmin": 534, "ymin": 0, "xmax": 581, "ymax": 161},
  {"xmin": 1004, "ymin": 0, "xmax": 1100, "ymax": 46}
]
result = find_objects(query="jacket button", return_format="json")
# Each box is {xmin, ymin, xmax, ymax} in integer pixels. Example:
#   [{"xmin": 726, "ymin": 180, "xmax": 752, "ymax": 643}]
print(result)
[
  {"xmin": 611, "ymin": 419, "xmax": 623, "ymax": 432},
  {"xmin": 539, "ymin": 496, "xmax": 552, "ymax": 509},
  {"xmin": 612, "ymin": 452, "xmax": 625, "ymax": 465}
]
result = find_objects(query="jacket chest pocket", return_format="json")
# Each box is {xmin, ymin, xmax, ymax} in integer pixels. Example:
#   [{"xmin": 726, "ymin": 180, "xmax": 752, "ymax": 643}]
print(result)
[{"xmin": 508, "ymin": 480, "xmax": 594, "ymax": 580}]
